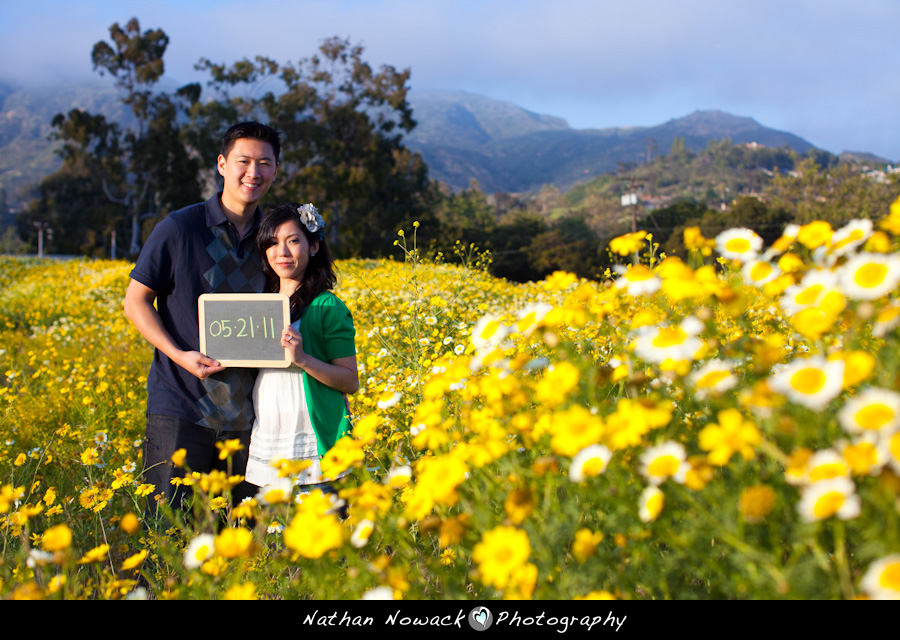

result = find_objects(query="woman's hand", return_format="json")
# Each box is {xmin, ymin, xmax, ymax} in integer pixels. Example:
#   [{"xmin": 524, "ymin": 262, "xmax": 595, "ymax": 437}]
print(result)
[
  {"xmin": 281, "ymin": 325, "xmax": 307, "ymax": 367},
  {"xmin": 280, "ymin": 325, "xmax": 359, "ymax": 394}
]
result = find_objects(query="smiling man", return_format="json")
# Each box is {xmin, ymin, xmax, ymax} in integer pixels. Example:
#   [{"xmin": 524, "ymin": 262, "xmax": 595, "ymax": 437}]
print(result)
[{"xmin": 124, "ymin": 121, "xmax": 281, "ymax": 521}]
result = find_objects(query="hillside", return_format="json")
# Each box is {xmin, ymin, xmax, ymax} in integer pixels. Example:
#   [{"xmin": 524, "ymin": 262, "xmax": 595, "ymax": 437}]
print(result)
[
  {"xmin": 0, "ymin": 83, "xmax": 892, "ymax": 211},
  {"xmin": 406, "ymin": 90, "xmax": 823, "ymax": 194},
  {"xmin": 0, "ymin": 81, "xmax": 127, "ymax": 209}
]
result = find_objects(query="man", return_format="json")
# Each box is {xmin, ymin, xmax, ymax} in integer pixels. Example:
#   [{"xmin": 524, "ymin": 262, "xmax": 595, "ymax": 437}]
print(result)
[{"xmin": 124, "ymin": 121, "xmax": 281, "ymax": 520}]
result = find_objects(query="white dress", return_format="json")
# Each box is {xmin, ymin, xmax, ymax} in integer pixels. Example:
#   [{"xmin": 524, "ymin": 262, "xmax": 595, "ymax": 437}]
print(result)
[{"xmin": 245, "ymin": 367, "xmax": 326, "ymax": 487}]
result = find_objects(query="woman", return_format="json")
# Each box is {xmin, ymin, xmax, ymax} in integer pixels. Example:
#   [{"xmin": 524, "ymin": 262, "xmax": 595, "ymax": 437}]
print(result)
[{"xmin": 244, "ymin": 202, "xmax": 359, "ymax": 490}]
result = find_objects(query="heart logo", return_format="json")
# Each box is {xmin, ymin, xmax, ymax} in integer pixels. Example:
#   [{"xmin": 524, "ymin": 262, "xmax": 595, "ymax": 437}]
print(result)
[{"xmin": 474, "ymin": 609, "xmax": 488, "ymax": 626}]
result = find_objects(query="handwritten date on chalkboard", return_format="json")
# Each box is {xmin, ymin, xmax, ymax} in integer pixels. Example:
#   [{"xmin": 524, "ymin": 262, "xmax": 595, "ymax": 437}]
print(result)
[{"xmin": 198, "ymin": 293, "xmax": 291, "ymax": 367}]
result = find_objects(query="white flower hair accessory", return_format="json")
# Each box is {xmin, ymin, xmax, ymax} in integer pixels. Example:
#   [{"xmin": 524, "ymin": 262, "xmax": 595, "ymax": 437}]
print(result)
[{"xmin": 297, "ymin": 203, "xmax": 325, "ymax": 239}]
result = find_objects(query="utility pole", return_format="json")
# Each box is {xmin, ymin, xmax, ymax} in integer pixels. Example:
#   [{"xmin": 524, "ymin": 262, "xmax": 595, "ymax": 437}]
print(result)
[
  {"xmin": 618, "ymin": 176, "xmax": 643, "ymax": 233},
  {"xmin": 32, "ymin": 221, "xmax": 51, "ymax": 258}
]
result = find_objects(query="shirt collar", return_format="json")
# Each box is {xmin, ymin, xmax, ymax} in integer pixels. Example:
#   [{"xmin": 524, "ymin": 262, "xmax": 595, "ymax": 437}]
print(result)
[{"xmin": 204, "ymin": 191, "xmax": 262, "ymax": 234}]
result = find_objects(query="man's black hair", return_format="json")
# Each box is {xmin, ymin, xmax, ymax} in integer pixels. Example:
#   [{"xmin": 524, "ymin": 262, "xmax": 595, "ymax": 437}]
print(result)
[{"xmin": 220, "ymin": 121, "xmax": 282, "ymax": 163}]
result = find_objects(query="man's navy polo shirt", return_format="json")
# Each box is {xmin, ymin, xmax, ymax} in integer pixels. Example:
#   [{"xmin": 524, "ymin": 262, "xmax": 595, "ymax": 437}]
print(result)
[{"xmin": 129, "ymin": 192, "xmax": 266, "ymax": 431}]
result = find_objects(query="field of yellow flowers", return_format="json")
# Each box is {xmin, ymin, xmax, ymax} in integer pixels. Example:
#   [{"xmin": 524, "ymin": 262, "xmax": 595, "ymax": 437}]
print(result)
[{"xmin": 3, "ymin": 206, "xmax": 900, "ymax": 600}]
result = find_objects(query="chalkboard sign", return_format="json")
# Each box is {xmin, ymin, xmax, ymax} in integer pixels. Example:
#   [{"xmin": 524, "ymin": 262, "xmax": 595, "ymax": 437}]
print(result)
[{"xmin": 198, "ymin": 293, "xmax": 291, "ymax": 367}]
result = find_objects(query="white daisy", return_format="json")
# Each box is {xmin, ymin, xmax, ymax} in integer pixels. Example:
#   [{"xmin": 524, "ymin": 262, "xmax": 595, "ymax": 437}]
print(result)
[
  {"xmin": 385, "ymin": 465, "xmax": 412, "ymax": 488},
  {"xmin": 470, "ymin": 314, "xmax": 511, "ymax": 351},
  {"xmin": 838, "ymin": 252, "xmax": 900, "ymax": 301},
  {"xmin": 568, "ymin": 444, "xmax": 613, "ymax": 482},
  {"xmin": 376, "ymin": 391, "xmax": 401, "ymax": 409},
  {"xmin": 873, "ymin": 302, "xmax": 900, "ymax": 338},
  {"xmin": 767, "ymin": 356, "xmax": 845, "ymax": 411},
  {"xmin": 741, "ymin": 259, "xmax": 781, "ymax": 287},
  {"xmin": 614, "ymin": 264, "xmax": 661, "ymax": 297},
  {"xmin": 779, "ymin": 268, "xmax": 841, "ymax": 316},
  {"xmin": 860, "ymin": 554, "xmax": 900, "ymax": 600},
  {"xmin": 255, "ymin": 477, "xmax": 294, "ymax": 505},
  {"xmin": 796, "ymin": 476, "xmax": 860, "ymax": 523},
  {"xmin": 838, "ymin": 387, "xmax": 900, "ymax": 436},
  {"xmin": 805, "ymin": 448, "xmax": 851, "ymax": 483},
  {"xmin": 829, "ymin": 219, "xmax": 873, "ymax": 257},
  {"xmin": 639, "ymin": 441, "xmax": 690, "ymax": 486},
  {"xmin": 183, "ymin": 533, "xmax": 215, "ymax": 569},
  {"xmin": 639, "ymin": 486, "xmax": 665, "ymax": 523},
  {"xmin": 351, "ymin": 519, "xmax": 375, "ymax": 548},
  {"xmin": 632, "ymin": 316, "xmax": 705, "ymax": 365},
  {"xmin": 688, "ymin": 359, "xmax": 738, "ymax": 399},
  {"xmin": 715, "ymin": 227, "xmax": 763, "ymax": 262}
]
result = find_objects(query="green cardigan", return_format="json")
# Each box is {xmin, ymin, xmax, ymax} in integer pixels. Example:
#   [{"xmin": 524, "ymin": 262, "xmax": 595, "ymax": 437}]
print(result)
[{"xmin": 294, "ymin": 292, "xmax": 357, "ymax": 456}]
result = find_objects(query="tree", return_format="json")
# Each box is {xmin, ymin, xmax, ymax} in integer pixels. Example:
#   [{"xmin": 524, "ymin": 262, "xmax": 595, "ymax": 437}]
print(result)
[
  {"xmin": 185, "ymin": 37, "xmax": 437, "ymax": 258},
  {"xmin": 26, "ymin": 18, "xmax": 201, "ymax": 256},
  {"xmin": 765, "ymin": 156, "xmax": 898, "ymax": 226}
]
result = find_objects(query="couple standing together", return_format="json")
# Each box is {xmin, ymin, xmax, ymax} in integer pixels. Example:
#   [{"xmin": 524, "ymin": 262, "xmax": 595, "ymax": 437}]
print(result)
[{"xmin": 124, "ymin": 122, "xmax": 359, "ymax": 518}]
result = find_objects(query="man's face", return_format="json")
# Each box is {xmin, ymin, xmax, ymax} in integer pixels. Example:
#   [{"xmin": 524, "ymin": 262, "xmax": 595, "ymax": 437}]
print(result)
[{"xmin": 217, "ymin": 138, "xmax": 277, "ymax": 212}]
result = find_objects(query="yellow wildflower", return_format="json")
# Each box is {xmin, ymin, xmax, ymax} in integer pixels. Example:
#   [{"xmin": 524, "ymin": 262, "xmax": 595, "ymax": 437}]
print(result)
[
  {"xmin": 698, "ymin": 409, "xmax": 761, "ymax": 466},
  {"xmin": 472, "ymin": 526, "xmax": 531, "ymax": 590},
  {"xmin": 738, "ymin": 485, "xmax": 776, "ymax": 523}
]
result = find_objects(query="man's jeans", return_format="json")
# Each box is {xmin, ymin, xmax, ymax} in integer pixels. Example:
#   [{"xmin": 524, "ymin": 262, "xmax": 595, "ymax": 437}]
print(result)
[{"xmin": 141, "ymin": 414, "xmax": 255, "ymax": 522}]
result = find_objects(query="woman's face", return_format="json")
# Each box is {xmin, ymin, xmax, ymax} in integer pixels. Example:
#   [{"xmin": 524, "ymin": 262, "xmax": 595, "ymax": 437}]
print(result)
[{"xmin": 265, "ymin": 220, "xmax": 318, "ymax": 285}]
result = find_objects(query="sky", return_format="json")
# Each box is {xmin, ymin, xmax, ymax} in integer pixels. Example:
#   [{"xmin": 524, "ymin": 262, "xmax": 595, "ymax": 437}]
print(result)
[{"xmin": 2, "ymin": 0, "xmax": 898, "ymax": 160}]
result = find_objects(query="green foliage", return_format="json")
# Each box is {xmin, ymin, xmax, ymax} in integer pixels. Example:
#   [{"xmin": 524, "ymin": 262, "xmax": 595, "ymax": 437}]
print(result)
[
  {"xmin": 21, "ymin": 18, "xmax": 202, "ymax": 257},
  {"xmin": 183, "ymin": 37, "xmax": 437, "ymax": 259}
]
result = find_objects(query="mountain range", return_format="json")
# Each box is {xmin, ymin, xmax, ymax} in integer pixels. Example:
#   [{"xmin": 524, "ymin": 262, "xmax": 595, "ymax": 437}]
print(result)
[
  {"xmin": 404, "ymin": 90, "xmax": 822, "ymax": 194},
  {"xmin": 0, "ymin": 82, "xmax": 889, "ymax": 208}
]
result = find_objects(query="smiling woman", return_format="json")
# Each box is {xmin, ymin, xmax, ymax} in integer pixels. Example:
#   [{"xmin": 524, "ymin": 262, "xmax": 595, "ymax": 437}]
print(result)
[{"xmin": 245, "ymin": 202, "xmax": 359, "ymax": 489}]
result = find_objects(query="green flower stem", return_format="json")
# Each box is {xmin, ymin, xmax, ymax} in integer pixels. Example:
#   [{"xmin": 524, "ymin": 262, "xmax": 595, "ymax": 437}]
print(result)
[
  {"xmin": 832, "ymin": 520, "xmax": 855, "ymax": 600},
  {"xmin": 676, "ymin": 485, "xmax": 789, "ymax": 593}
]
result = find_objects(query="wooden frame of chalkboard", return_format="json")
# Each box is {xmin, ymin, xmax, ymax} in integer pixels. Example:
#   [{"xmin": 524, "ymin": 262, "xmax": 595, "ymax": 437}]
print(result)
[{"xmin": 198, "ymin": 293, "xmax": 292, "ymax": 367}]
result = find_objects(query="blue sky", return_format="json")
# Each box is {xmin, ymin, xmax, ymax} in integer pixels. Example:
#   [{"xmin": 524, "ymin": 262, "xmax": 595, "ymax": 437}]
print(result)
[{"xmin": 3, "ymin": 0, "xmax": 899, "ymax": 160}]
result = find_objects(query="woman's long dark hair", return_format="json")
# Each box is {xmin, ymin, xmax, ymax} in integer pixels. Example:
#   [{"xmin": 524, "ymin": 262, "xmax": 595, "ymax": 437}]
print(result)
[{"xmin": 257, "ymin": 202, "xmax": 336, "ymax": 321}]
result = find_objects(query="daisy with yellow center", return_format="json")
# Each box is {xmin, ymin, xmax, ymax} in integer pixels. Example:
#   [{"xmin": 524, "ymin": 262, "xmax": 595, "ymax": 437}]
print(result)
[
  {"xmin": 470, "ymin": 314, "xmax": 510, "ymax": 351},
  {"xmin": 741, "ymin": 259, "xmax": 781, "ymax": 287},
  {"xmin": 568, "ymin": 444, "xmax": 613, "ymax": 482},
  {"xmin": 255, "ymin": 478, "xmax": 294, "ymax": 505},
  {"xmin": 797, "ymin": 476, "xmax": 860, "ymax": 523},
  {"xmin": 639, "ymin": 441, "xmax": 689, "ymax": 485},
  {"xmin": 873, "ymin": 301, "xmax": 900, "ymax": 338},
  {"xmin": 887, "ymin": 431, "xmax": 900, "ymax": 475},
  {"xmin": 837, "ymin": 252, "xmax": 900, "ymax": 301},
  {"xmin": 715, "ymin": 227, "xmax": 763, "ymax": 262},
  {"xmin": 639, "ymin": 486, "xmax": 665, "ymax": 523},
  {"xmin": 806, "ymin": 448, "xmax": 851, "ymax": 483},
  {"xmin": 632, "ymin": 316, "xmax": 705, "ymax": 366},
  {"xmin": 860, "ymin": 554, "xmax": 900, "ymax": 600},
  {"xmin": 829, "ymin": 219, "xmax": 873, "ymax": 257},
  {"xmin": 767, "ymin": 356, "xmax": 845, "ymax": 411},
  {"xmin": 779, "ymin": 268, "xmax": 845, "ymax": 317},
  {"xmin": 385, "ymin": 464, "xmax": 412, "ymax": 488},
  {"xmin": 351, "ymin": 519, "xmax": 375, "ymax": 548},
  {"xmin": 768, "ymin": 223, "xmax": 799, "ymax": 255},
  {"xmin": 183, "ymin": 533, "xmax": 215, "ymax": 569},
  {"xmin": 613, "ymin": 263, "xmax": 661, "ymax": 297},
  {"xmin": 688, "ymin": 359, "xmax": 737, "ymax": 399},
  {"xmin": 838, "ymin": 387, "xmax": 900, "ymax": 436}
]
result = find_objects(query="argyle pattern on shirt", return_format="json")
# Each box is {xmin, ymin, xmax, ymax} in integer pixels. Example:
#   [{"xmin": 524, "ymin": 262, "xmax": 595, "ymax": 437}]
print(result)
[
  {"xmin": 196, "ymin": 222, "xmax": 266, "ymax": 430},
  {"xmin": 203, "ymin": 223, "xmax": 266, "ymax": 294}
]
